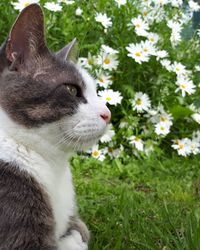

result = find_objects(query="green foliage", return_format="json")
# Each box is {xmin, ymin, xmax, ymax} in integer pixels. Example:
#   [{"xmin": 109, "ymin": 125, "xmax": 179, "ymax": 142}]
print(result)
[{"xmin": 2, "ymin": 0, "xmax": 200, "ymax": 158}]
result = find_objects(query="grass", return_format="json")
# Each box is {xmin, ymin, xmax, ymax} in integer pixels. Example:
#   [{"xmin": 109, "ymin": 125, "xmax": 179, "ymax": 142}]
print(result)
[{"xmin": 72, "ymin": 155, "xmax": 200, "ymax": 250}]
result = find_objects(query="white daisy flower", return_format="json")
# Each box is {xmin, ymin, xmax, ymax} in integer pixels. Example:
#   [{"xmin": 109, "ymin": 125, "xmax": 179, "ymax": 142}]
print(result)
[
  {"xmin": 141, "ymin": 8, "xmax": 150, "ymax": 20},
  {"xmin": 167, "ymin": 20, "xmax": 183, "ymax": 45},
  {"xmin": 100, "ymin": 125, "xmax": 115, "ymax": 143},
  {"xmin": 170, "ymin": 31, "xmax": 182, "ymax": 46},
  {"xmin": 192, "ymin": 113, "xmax": 200, "ymax": 124},
  {"xmin": 159, "ymin": 113, "xmax": 173, "ymax": 126},
  {"xmin": 58, "ymin": 0, "xmax": 75, "ymax": 4},
  {"xmin": 189, "ymin": 104, "xmax": 198, "ymax": 112},
  {"xmin": 96, "ymin": 71, "xmax": 112, "ymax": 88},
  {"xmin": 129, "ymin": 136, "xmax": 144, "ymax": 151},
  {"xmin": 101, "ymin": 45, "xmax": 118, "ymax": 55},
  {"xmin": 126, "ymin": 43, "xmax": 149, "ymax": 64},
  {"xmin": 91, "ymin": 145, "xmax": 105, "ymax": 161},
  {"xmin": 171, "ymin": 0, "xmax": 183, "ymax": 7},
  {"xmin": 107, "ymin": 146, "xmax": 123, "ymax": 158},
  {"xmin": 156, "ymin": 50, "xmax": 168, "ymax": 61},
  {"xmin": 175, "ymin": 76, "xmax": 196, "ymax": 97},
  {"xmin": 78, "ymin": 53, "xmax": 97, "ymax": 70},
  {"xmin": 44, "ymin": 2, "xmax": 62, "ymax": 12},
  {"xmin": 155, "ymin": 122, "xmax": 170, "ymax": 136},
  {"xmin": 141, "ymin": 40, "xmax": 156, "ymax": 56},
  {"xmin": 153, "ymin": 0, "xmax": 169, "ymax": 5},
  {"xmin": 167, "ymin": 20, "xmax": 182, "ymax": 33},
  {"xmin": 75, "ymin": 7, "xmax": 83, "ymax": 16},
  {"xmin": 195, "ymin": 65, "xmax": 200, "ymax": 71},
  {"xmin": 115, "ymin": 0, "xmax": 127, "ymax": 7},
  {"xmin": 147, "ymin": 105, "xmax": 173, "ymax": 131},
  {"xmin": 132, "ymin": 92, "xmax": 151, "ymax": 113},
  {"xmin": 160, "ymin": 59, "xmax": 173, "ymax": 71},
  {"xmin": 147, "ymin": 32, "xmax": 159, "ymax": 44},
  {"xmin": 192, "ymin": 131, "xmax": 200, "ymax": 142},
  {"xmin": 97, "ymin": 52, "xmax": 119, "ymax": 71},
  {"xmin": 172, "ymin": 61, "xmax": 186, "ymax": 75},
  {"xmin": 130, "ymin": 16, "xmax": 149, "ymax": 36},
  {"xmin": 172, "ymin": 138, "xmax": 191, "ymax": 156},
  {"xmin": 189, "ymin": 140, "xmax": 200, "ymax": 155},
  {"xmin": 95, "ymin": 13, "xmax": 112, "ymax": 29},
  {"xmin": 98, "ymin": 89, "xmax": 122, "ymax": 105},
  {"xmin": 188, "ymin": 0, "xmax": 200, "ymax": 12},
  {"xmin": 12, "ymin": 0, "xmax": 39, "ymax": 11}
]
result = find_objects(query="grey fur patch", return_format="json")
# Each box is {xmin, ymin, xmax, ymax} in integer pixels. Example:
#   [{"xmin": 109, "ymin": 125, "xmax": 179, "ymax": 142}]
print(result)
[{"xmin": 0, "ymin": 160, "xmax": 56, "ymax": 250}]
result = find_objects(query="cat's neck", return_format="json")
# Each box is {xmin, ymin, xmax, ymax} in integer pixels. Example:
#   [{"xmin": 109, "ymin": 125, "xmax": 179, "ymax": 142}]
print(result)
[{"xmin": 0, "ymin": 108, "xmax": 71, "ymax": 165}]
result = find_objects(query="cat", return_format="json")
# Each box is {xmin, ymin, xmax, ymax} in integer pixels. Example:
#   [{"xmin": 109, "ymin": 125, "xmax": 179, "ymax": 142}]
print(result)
[{"xmin": 0, "ymin": 4, "xmax": 111, "ymax": 250}]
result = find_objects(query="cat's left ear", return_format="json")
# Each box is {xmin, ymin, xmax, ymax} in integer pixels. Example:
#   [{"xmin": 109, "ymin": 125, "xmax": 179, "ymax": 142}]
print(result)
[
  {"xmin": 6, "ymin": 4, "xmax": 46, "ymax": 65},
  {"xmin": 56, "ymin": 38, "xmax": 79, "ymax": 63}
]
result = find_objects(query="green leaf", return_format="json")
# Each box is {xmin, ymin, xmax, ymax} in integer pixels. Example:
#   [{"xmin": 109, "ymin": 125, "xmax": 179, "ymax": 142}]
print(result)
[{"xmin": 169, "ymin": 105, "xmax": 194, "ymax": 120}]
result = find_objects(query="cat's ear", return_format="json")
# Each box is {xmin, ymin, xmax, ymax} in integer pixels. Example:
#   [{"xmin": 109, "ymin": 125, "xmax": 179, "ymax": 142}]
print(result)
[
  {"xmin": 6, "ymin": 4, "xmax": 46, "ymax": 66},
  {"xmin": 56, "ymin": 38, "xmax": 79, "ymax": 63}
]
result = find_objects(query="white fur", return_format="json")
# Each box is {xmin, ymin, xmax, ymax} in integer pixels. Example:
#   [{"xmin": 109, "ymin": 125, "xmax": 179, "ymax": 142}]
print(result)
[
  {"xmin": 58, "ymin": 230, "xmax": 88, "ymax": 250},
  {"xmin": 0, "ymin": 65, "xmax": 110, "ymax": 249},
  {"xmin": 0, "ymin": 115, "xmax": 75, "ymax": 241}
]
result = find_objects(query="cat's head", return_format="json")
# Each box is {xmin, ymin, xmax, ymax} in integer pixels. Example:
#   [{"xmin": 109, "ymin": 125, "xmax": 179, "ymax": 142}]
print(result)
[{"xmin": 0, "ymin": 4, "xmax": 111, "ymax": 151}]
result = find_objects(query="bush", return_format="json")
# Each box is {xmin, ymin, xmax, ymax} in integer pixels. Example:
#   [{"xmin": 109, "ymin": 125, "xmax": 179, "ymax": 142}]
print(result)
[{"xmin": 3, "ymin": 0, "xmax": 200, "ymax": 160}]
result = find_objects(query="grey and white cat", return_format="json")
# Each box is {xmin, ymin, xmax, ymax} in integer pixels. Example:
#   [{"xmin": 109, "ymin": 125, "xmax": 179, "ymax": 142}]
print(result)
[{"xmin": 0, "ymin": 4, "xmax": 111, "ymax": 250}]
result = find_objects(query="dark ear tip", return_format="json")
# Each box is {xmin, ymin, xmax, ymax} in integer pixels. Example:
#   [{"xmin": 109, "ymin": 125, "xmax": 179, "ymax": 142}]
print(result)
[{"xmin": 20, "ymin": 3, "xmax": 43, "ymax": 15}]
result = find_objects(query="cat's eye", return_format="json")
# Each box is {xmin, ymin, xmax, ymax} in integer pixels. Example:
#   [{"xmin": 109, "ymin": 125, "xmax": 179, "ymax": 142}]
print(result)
[{"xmin": 64, "ymin": 84, "xmax": 78, "ymax": 97}]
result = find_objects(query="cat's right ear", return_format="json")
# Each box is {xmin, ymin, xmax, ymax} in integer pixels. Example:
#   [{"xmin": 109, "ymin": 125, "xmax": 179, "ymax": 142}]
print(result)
[
  {"xmin": 6, "ymin": 4, "xmax": 47, "ymax": 69},
  {"xmin": 56, "ymin": 38, "xmax": 79, "ymax": 63}
]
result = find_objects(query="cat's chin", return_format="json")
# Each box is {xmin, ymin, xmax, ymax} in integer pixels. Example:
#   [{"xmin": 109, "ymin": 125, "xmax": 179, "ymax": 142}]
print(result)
[{"xmin": 60, "ymin": 133, "xmax": 103, "ymax": 152}]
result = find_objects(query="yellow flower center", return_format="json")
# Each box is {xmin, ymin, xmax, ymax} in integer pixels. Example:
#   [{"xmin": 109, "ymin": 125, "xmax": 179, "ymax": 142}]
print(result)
[
  {"xmin": 24, "ymin": 2, "xmax": 30, "ymax": 7},
  {"xmin": 87, "ymin": 58, "xmax": 93, "ymax": 65},
  {"xmin": 136, "ymin": 98, "xmax": 142, "ymax": 105},
  {"xmin": 144, "ymin": 48, "xmax": 148, "ymax": 52},
  {"xmin": 135, "ymin": 137, "xmax": 140, "ymax": 142},
  {"xmin": 106, "ymin": 97, "xmax": 111, "ymax": 101},
  {"xmin": 150, "ymin": 38, "xmax": 154, "ymax": 42},
  {"xmin": 176, "ymin": 67, "xmax": 180, "ymax": 71},
  {"xmin": 104, "ymin": 58, "xmax": 110, "ymax": 64},
  {"xmin": 160, "ymin": 116, "xmax": 167, "ymax": 122},
  {"xmin": 92, "ymin": 150, "xmax": 100, "ymax": 157},
  {"xmin": 135, "ymin": 52, "xmax": 141, "ymax": 57},
  {"xmin": 180, "ymin": 84, "xmax": 186, "ymax": 89},
  {"xmin": 108, "ymin": 147, "xmax": 114, "ymax": 153},
  {"xmin": 179, "ymin": 144, "xmax": 184, "ymax": 150},
  {"xmin": 99, "ymin": 78, "xmax": 104, "ymax": 83},
  {"xmin": 135, "ymin": 24, "xmax": 141, "ymax": 28},
  {"xmin": 160, "ymin": 127, "xmax": 165, "ymax": 131},
  {"xmin": 143, "ymin": 11, "xmax": 148, "ymax": 16}
]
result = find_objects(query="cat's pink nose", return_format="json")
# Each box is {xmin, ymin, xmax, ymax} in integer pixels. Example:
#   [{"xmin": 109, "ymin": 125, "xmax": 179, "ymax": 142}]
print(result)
[{"xmin": 100, "ymin": 110, "xmax": 111, "ymax": 124}]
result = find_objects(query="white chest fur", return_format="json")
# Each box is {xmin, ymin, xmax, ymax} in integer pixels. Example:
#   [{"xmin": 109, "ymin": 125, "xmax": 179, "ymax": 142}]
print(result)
[{"xmin": 0, "ymin": 130, "xmax": 76, "ymax": 240}]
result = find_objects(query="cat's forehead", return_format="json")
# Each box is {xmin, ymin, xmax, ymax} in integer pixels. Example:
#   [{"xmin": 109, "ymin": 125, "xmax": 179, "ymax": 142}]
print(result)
[{"xmin": 32, "ymin": 56, "xmax": 85, "ymax": 88}]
